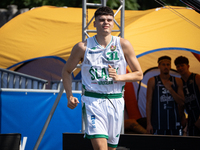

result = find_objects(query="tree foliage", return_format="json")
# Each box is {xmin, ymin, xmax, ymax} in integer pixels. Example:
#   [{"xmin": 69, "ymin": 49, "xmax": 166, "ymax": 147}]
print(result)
[{"xmin": 0, "ymin": 0, "xmax": 187, "ymax": 10}]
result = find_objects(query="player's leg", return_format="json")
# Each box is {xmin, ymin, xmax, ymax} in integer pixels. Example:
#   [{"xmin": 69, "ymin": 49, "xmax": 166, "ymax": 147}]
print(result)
[
  {"xmin": 82, "ymin": 96, "xmax": 109, "ymax": 149},
  {"xmin": 108, "ymin": 146, "xmax": 116, "ymax": 150},
  {"xmin": 91, "ymin": 138, "xmax": 108, "ymax": 150},
  {"xmin": 107, "ymin": 98, "xmax": 124, "ymax": 150}
]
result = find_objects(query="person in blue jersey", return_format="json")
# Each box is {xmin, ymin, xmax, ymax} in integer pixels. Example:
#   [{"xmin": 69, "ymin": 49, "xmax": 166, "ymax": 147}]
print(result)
[
  {"xmin": 146, "ymin": 56, "xmax": 185, "ymax": 135},
  {"xmin": 62, "ymin": 6, "xmax": 143, "ymax": 150},
  {"xmin": 174, "ymin": 56, "xmax": 200, "ymax": 136}
]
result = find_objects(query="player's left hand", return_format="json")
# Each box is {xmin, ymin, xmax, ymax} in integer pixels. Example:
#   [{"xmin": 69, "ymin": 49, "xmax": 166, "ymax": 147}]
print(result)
[
  {"xmin": 108, "ymin": 65, "xmax": 119, "ymax": 81},
  {"xmin": 163, "ymin": 80, "xmax": 173, "ymax": 91}
]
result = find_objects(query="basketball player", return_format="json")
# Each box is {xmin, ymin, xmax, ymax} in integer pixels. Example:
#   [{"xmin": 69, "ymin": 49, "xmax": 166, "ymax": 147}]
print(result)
[
  {"xmin": 174, "ymin": 56, "xmax": 200, "ymax": 136},
  {"xmin": 62, "ymin": 6, "xmax": 143, "ymax": 150},
  {"xmin": 146, "ymin": 56, "xmax": 185, "ymax": 135}
]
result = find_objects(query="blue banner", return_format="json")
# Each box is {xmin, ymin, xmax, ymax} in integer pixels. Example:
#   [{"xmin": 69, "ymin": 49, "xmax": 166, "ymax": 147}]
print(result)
[{"xmin": 0, "ymin": 90, "xmax": 82, "ymax": 150}]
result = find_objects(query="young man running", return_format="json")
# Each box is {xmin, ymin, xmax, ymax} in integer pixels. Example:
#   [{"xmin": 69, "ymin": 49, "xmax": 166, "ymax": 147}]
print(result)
[{"xmin": 62, "ymin": 6, "xmax": 143, "ymax": 150}]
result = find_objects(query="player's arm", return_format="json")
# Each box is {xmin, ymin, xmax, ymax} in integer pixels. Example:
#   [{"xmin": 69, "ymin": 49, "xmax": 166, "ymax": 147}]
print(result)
[
  {"xmin": 175, "ymin": 78, "xmax": 186, "ymax": 123},
  {"xmin": 108, "ymin": 38, "xmax": 143, "ymax": 82},
  {"xmin": 62, "ymin": 41, "xmax": 85, "ymax": 109},
  {"xmin": 194, "ymin": 74, "xmax": 200, "ymax": 129},
  {"xmin": 146, "ymin": 77, "xmax": 155, "ymax": 134}
]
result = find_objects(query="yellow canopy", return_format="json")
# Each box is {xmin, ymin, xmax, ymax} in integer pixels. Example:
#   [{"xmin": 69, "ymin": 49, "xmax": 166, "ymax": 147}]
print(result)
[
  {"xmin": 0, "ymin": 6, "xmax": 82, "ymax": 70},
  {"xmin": 0, "ymin": 6, "xmax": 200, "ymax": 80},
  {"xmin": 124, "ymin": 6, "xmax": 200, "ymax": 73}
]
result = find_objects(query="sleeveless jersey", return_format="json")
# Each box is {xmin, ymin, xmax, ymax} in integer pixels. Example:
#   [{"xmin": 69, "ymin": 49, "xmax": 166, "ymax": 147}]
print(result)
[
  {"xmin": 81, "ymin": 36, "xmax": 127, "ymax": 94},
  {"xmin": 151, "ymin": 75, "xmax": 181, "ymax": 130},
  {"xmin": 182, "ymin": 73, "xmax": 200, "ymax": 125}
]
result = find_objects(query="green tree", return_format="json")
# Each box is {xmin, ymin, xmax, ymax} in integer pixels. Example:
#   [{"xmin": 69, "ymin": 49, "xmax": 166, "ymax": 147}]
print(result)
[
  {"xmin": 137, "ymin": 0, "xmax": 185, "ymax": 10},
  {"xmin": 107, "ymin": 0, "xmax": 140, "ymax": 10},
  {"xmin": 0, "ymin": 0, "xmax": 187, "ymax": 10},
  {"xmin": 0, "ymin": 0, "xmax": 82, "ymax": 9}
]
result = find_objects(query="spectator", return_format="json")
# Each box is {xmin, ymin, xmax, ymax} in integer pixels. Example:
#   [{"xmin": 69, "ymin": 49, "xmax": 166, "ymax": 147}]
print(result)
[
  {"xmin": 146, "ymin": 56, "xmax": 185, "ymax": 135},
  {"xmin": 174, "ymin": 56, "xmax": 200, "ymax": 136}
]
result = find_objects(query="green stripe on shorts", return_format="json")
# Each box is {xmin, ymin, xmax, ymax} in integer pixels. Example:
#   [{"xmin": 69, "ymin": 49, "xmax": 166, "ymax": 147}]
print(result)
[
  {"xmin": 108, "ymin": 143, "xmax": 118, "ymax": 148},
  {"xmin": 84, "ymin": 91, "xmax": 122, "ymax": 99},
  {"xmin": 85, "ymin": 133, "xmax": 109, "ymax": 139}
]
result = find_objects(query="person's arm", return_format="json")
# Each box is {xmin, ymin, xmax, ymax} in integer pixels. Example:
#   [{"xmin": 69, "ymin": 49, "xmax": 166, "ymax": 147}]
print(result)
[
  {"xmin": 178, "ymin": 104, "xmax": 186, "ymax": 128},
  {"xmin": 163, "ymin": 77, "xmax": 185, "ymax": 106},
  {"xmin": 108, "ymin": 38, "xmax": 143, "ymax": 82},
  {"xmin": 175, "ymin": 77, "xmax": 186, "ymax": 125},
  {"xmin": 146, "ymin": 77, "xmax": 155, "ymax": 134},
  {"xmin": 61, "ymin": 42, "xmax": 85, "ymax": 109},
  {"xmin": 194, "ymin": 74, "xmax": 200, "ymax": 129}
]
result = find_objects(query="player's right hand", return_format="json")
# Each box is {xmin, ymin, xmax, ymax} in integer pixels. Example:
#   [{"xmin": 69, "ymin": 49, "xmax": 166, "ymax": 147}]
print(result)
[
  {"xmin": 67, "ymin": 96, "xmax": 79, "ymax": 109},
  {"xmin": 146, "ymin": 124, "xmax": 153, "ymax": 134}
]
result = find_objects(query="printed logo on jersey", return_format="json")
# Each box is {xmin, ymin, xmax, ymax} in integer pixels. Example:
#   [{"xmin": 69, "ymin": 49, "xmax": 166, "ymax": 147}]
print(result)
[
  {"xmin": 89, "ymin": 66, "xmax": 119, "ymax": 85},
  {"xmin": 91, "ymin": 47, "xmax": 97, "ymax": 50},
  {"xmin": 89, "ymin": 51, "xmax": 103, "ymax": 54},
  {"xmin": 160, "ymin": 95, "xmax": 174, "ymax": 102},
  {"xmin": 110, "ymin": 45, "xmax": 116, "ymax": 51},
  {"xmin": 184, "ymin": 87, "xmax": 190, "ymax": 95},
  {"xmin": 157, "ymin": 81, "xmax": 163, "ymax": 87},
  {"xmin": 91, "ymin": 115, "xmax": 96, "ymax": 128},
  {"xmin": 162, "ymin": 87, "xmax": 170, "ymax": 94},
  {"xmin": 163, "ymin": 103, "xmax": 173, "ymax": 109},
  {"xmin": 88, "ymin": 47, "xmax": 103, "ymax": 54},
  {"xmin": 106, "ymin": 51, "xmax": 119, "ymax": 61},
  {"xmin": 176, "ymin": 122, "xmax": 180, "ymax": 126},
  {"xmin": 185, "ymin": 94, "xmax": 196, "ymax": 103}
]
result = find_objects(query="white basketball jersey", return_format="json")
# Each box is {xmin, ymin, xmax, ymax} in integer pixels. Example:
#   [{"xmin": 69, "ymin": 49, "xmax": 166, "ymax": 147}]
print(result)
[{"xmin": 81, "ymin": 36, "xmax": 127, "ymax": 94}]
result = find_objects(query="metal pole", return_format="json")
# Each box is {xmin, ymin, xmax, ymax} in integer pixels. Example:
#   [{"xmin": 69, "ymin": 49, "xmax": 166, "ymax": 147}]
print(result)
[
  {"xmin": 82, "ymin": 0, "xmax": 86, "ymax": 41},
  {"xmin": 121, "ymin": 0, "xmax": 125, "ymax": 38},
  {"xmin": 33, "ymin": 83, "xmax": 64, "ymax": 150},
  {"xmin": 101, "ymin": 0, "xmax": 107, "ymax": 6}
]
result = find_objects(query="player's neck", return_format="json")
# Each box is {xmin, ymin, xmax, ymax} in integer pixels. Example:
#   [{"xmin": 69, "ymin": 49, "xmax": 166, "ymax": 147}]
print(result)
[
  {"xmin": 95, "ymin": 34, "xmax": 112, "ymax": 48},
  {"xmin": 159, "ymin": 73, "xmax": 170, "ymax": 80},
  {"xmin": 181, "ymin": 71, "xmax": 191, "ymax": 82}
]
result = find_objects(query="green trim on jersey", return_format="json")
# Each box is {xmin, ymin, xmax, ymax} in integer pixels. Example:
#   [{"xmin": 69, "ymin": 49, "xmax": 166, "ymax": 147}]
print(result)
[
  {"xmin": 84, "ymin": 91, "xmax": 122, "ymax": 99},
  {"xmin": 82, "ymin": 84, "xmax": 86, "ymax": 90},
  {"xmin": 82, "ymin": 103, "xmax": 87, "ymax": 130},
  {"xmin": 93, "ymin": 36, "xmax": 113, "ymax": 49},
  {"xmin": 85, "ymin": 133, "xmax": 109, "ymax": 139},
  {"xmin": 108, "ymin": 143, "xmax": 118, "ymax": 148},
  {"xmin": 122, "ymin": 85, "xmax": 125, "ymax": 92}
]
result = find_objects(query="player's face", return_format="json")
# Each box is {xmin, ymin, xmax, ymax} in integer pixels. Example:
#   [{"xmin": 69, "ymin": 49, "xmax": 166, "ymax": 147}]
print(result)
[
  {"xmin": 94, "ymin": 15, "xmax": 114, "ymax": 35},
  {"xmin": 159, "ymin": 61, "xmax": 171, "ymax": 75},
  {"xmin": 176, "ymin": 63, "xmax": 189, "ymax": 75}
]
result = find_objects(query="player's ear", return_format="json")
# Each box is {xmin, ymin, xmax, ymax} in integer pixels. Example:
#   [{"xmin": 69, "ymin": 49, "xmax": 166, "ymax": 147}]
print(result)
[{"xmin": 94, "ymin": 21, "xmax": 96, "ymax": 27}]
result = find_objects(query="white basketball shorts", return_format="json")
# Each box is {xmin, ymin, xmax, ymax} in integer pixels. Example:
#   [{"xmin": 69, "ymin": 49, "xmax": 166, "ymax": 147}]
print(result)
[{"xmin": 82, "ymin": 94, "xmax": 124, "ymax": 148}]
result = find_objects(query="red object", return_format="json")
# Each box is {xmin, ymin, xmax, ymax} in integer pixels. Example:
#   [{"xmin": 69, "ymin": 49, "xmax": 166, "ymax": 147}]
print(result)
[
  {"xmin": 192, "ymin": 52, "xmax": 200, "ymax": 62},
  {"xmin": 124, "ymin": 69, "xmax": 142, "ymax": 120}
]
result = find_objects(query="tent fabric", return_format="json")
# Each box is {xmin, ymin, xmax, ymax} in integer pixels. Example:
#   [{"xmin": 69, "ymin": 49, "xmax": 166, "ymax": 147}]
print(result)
[
  {"xmin": 0, "ymin": 6, "xmax": 200, "ymax": 117},
  {"xmin": 0, "ymin": 6, "xmax": 82, "ymax": 70},
  {"xmin": 124, "ymin": 7, "xmax": 200, "ymax": 74},
  {"xmin": 0, "ymin": 6, "xmax": 200, "ymax": 72}
]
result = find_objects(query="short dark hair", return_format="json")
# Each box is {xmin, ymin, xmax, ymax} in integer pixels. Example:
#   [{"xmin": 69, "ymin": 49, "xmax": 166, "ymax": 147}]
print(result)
[
  {"xmin": 158, "ymin": 56, "xmax": 171, "ymax": 64},
  {"xmin": 94, "ymin": 6, "xmax": 114, "ymax": 18},
  {"xmin": 174, "ymin": 56, "xmax": 189, "ymax": 66}
]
